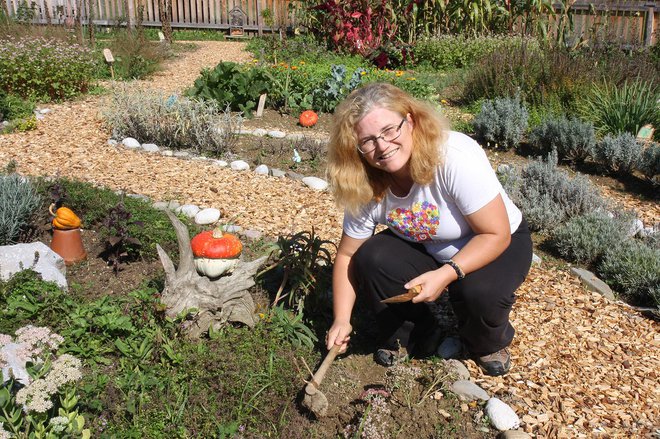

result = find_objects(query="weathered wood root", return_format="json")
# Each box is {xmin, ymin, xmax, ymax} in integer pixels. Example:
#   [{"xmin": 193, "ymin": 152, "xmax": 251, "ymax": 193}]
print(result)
[{"xmin": 157, "ymin": 210, "xmax": 267, "ymax": 337}]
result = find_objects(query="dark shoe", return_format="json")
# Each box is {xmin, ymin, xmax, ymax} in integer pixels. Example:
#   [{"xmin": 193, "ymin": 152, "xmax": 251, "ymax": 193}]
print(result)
[
  {"xmin": 374, "ymin": 348, "xmax": 408, "ymax": 367},
  {"xmin": 474, "ymin": 348, "xmax": 510, "ymax": 376}
]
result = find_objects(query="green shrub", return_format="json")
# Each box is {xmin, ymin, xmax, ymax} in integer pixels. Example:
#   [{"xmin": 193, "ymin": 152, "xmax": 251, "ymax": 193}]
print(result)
[
  {"xmin": 548, "ymin": 211, "xmax": 634, "ymax": 265},
  {"xmin": 637, "ymin": 142, "xmax": 660, "ymax": 185},
  {"xmin": 105, "ymin": 86, "xmax": 241, "ymax": 156},
  {"xmin": 101, "ymin": 30, "xmax": 167, "ymax": 80},
  {"xmin": 247, "ymin": 34, "xmax": 326, "ymax": 64},
  {"xmin": 593, "ymin": 133, "xmax": 643, "ymax": 175},
  {"xmin": 597, "ymin": 240, "xmax": 660, "ymax": 307},
  {"xmin": 528, "ymin": 116, "xmax": 595, "ymax": 164},
  {"xmin": 579, "ymin": 79, "xmax": 659, "ymax": 137},
  {"xmin": 188, "ymin": 61, "xmax": 270, "ymax": 117},
  {"xmin": 0, "ymin": 37, "xmax": 95, "ymax": 101},
  {"xmin": 500, "ymin": 152, "xmax": 606, "ymax": 232},
  {"xmin": 472, "ymin": 95, "xmax": 528, "ymax": 149},
  {"xmin": 0, "ymin": 174, "xmax": 42, "ymax": 245},
  {"xmin": 0, "ymin": 92, "xmax": 35, "ymax": 121},
  {"xmin": 414, "ymin": 35, "xmax": 536, "ymax": 70}
]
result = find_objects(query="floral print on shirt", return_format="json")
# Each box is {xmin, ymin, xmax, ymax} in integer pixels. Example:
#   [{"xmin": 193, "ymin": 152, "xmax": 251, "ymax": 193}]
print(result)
[{"xmin": 386, "ymin": 201, "xmax": 440, "ymax": 242}]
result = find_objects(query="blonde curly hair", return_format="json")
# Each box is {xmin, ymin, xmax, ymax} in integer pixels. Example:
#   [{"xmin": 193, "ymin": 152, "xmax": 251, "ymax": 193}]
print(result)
[{"xmin": 327, "ymin": 82, "xmax": 448, "ymax": 214}]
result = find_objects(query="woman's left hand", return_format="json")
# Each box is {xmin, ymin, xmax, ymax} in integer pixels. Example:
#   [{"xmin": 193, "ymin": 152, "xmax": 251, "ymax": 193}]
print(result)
[{"xmin": 406, "ymin": 265, "xmax": 457, "ymax": 303}]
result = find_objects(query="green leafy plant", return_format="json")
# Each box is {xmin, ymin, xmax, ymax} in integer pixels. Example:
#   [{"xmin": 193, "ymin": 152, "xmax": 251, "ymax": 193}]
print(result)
[
  {"xmin": 0, "ymin": 173, "xmax": 41, "ymax": 245},
  {"xmin": 579, "ymin": 79, "xmax": 659, "ymax": 137},
  {"xmin": 188, "ymin": 62, "xmax": 270, "ymax": 117},
  {"xmin": 0, "ymin": 326, "xmax": 90, "ymax": 438},
  {"xmin": 264, "ymin": 228, "xmax": 335, "ymax": 313},
  {"xmin": 472, "ymin": 95, "xmax": 529, "ymax": 149},
  {"xmin": 267, "ymin": 305, "xmax": 318, "ymax": 349},
  {"xmin": 0, "ymin": 37, "xmax": 95, "ymax": 101},
  {"xmin": 100, "ymin": 202, "xmax": 142, "ymax": 274},
  {"xmin": 0, "ymin": 92, "xmax": 34, "ymax": 121},
  {"xmin": 101, "ymin": 29, "xmax": 167, "ymax": 80}
]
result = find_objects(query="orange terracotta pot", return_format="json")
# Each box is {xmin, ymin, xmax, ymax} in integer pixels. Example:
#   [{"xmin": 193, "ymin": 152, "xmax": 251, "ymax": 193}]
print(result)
[{"xmin": 50, "ymin": 228, "xmax": 87, "ymax": 265}]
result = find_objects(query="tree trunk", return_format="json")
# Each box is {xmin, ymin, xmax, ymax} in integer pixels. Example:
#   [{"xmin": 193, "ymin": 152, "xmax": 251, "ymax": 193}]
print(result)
[
  {"xmin": 87, "ymin": 0, "xmax": 94, "ymax": 47},
  {"xmin": 74, "ymin": 0, "xmax": 83, "ymax": 44},
  {"xmin": 158, "ymin": 0, "xmax": 173, "ymax": 44}
]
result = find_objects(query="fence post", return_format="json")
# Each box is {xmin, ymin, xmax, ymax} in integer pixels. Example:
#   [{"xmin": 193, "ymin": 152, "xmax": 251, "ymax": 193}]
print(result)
[
  {"xmin": 126, "ymin": 0, "xmax": 135, "ymax": 27},
  {"xmin": 256, "ymin": 0, "xmax": 262, "ymax": 36},
  {"xmin": 644, "ymin": 5, "xmax": 654, "ymax": 47}
]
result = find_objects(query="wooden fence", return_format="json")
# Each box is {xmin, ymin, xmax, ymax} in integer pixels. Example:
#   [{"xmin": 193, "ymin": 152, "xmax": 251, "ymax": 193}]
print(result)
[
  {"xmin": 4, "ymin": 0, "xmax": 296, "ymax": 34},
  {"xmin": 3, "ymin": 0, "xmax": 658, "ymax": 45},
  {"xmin": 549, "ymin": 1, "xmax": 659, "ymax": 47}
]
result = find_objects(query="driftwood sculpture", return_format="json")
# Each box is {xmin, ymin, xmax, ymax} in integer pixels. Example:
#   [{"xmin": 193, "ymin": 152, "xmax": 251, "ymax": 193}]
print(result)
[{"xmin": 156, "ymin": 210, "xmax": 267, "ymax": 338}]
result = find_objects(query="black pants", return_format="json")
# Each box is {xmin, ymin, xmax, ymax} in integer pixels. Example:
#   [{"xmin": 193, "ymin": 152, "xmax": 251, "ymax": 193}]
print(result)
[{"xmin": 352, "ymin": 219, "xmax": 532, "ymax": 357}]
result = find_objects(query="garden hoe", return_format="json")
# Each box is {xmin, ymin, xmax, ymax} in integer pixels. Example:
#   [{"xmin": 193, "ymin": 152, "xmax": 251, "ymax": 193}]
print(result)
[{"xmin": 302, "ymin": 344, "xmax": 342, "ymax": 418}]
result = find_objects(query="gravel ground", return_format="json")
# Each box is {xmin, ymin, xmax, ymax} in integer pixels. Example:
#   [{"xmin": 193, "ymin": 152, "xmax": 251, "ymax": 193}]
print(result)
[{"xmin": 1, "ymin": 41, "xmax": 658, "ymax": 438}]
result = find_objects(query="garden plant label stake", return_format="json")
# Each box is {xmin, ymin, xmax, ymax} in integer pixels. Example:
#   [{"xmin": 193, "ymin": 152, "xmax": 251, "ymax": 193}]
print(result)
[
  {"xmin": 103, "ymin": 48, "xmax": 115, "ymax": 79},
  {"xmin": 256, "ymin": 94, "xmax": 267, "ymax": 117}
]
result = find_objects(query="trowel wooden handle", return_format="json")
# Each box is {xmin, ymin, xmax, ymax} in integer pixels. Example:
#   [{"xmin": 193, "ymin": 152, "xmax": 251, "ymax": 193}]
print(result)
[{"xmin": 310, "ymin": 344, "xmax": 341, "ymax": 388}]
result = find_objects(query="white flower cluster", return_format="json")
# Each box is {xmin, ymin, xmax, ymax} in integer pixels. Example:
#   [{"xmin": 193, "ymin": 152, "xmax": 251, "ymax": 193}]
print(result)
[
  {"xmin": 0, "ymin": 423, "xmax": 11, "ymax": 439},
  {"xmin": 14, "ymin": 326, "xmax": 64, "ymax": 363},
  {"xmin": 15, "ymin": 354, "xmax": 83, "ymax": 413},
  {"xmin": 48, "ymin": 416, "xmax": 69, "ymax": 433}
]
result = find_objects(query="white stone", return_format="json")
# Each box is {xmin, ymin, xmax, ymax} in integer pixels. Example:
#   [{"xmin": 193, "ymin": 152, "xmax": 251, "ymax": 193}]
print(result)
[
  {"xmin": 213, "ymin": 159, "xmax": 228, "ymax": 167},
  {"xmin": 267, "ymin": 130, "xmax": 286, "ymax": 138},
  {"xmin": 302, "ymin": 176, "xmax": 328, "ymax": 191},
  {"xmin": 0, "ymin": 242, "xmax": 67, "ymax": 290},
  {"xmin": 242, "ymin": 229, "xmax": 263, "ymax": 240},
  {"xmin": 161, "ymin": 150, "xmax": 173, "ymax": 156},
  {"xmin": 445, "ymin": 359, "xmax": 470, "ymax": 380},
  {"xmin": 231, "ymin": 160, "xmax": 250, "ymax": 171},
  {"xmin": 252, "ymin": 128, "xmax": 267, "ymax": 137},
  {"xmin": 239, "ymin": 129, "xmax": 253, "ymax": 135},
  {"xmin": 269, "ymin": 168, "xmax": 286, "ymax": 177},
  {"xmin": 122, "ymin": 137, "xmax": 141, "ymax": 148},
  {"xmin": 486, "ymin": 397, "xmax": 521, "ymax": 431},
  {"xmin": 222, "ymin": 224, "xmax": 243, "ymax": 234},
  {"xmin": 1, "ymin": 343, "xmax": 31, "ymax": 385},
  {"xmin": 152, "ymin": 201, "xmax": 169, "ymax": 210},
  {"xmin": 195, "ymin": 208, "xmax": 221, "ymax": 225},
  {"xmin": 629, "ymin": 219, "xmax": 644, "ymax": 237},
  {"xmin": 35, "ymin": 113, "xmax": 45, "ymax": 121},
  {"xmin": 176, "ymin": 204, "xmax": 200, "ymax": 218},
  {"xmin": 450, "ymin": 380, "xmax": 489, "ymax": 401},
  {"xmin": 254, "ymin": 164, "xmax": 269, "ymax": 175},
  {"xmin": 167, "ymin": 200, "xmax": 181, "ymax": 210},
  {"xmin": 173, "ymin": 151, "xmax": 190, "ymax": 158},
  {"xmin": 107, "ymin": 139, "xmax": 118, "ymax": 146},
  {"xmin": 142, "ymin": 143, "xmax": 160, "ymax": 153},
  {"xmin": 39, "ymin": 108, "xmax": 51, "ymax": 115},
  {"xmin": 532, "ymin": 253, "xmax": 542, "ymax": 265}
]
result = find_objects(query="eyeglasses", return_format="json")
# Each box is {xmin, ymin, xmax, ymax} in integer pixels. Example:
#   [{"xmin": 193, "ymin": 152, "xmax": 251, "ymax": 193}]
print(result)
[{"xmin": 357, "ymin": 118, "xmax": 406, "ymax": 154}]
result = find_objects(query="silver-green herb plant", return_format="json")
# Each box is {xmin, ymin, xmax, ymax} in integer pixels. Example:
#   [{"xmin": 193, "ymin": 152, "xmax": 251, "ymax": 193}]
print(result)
[
  {"xmin": 529, "ymin": 116, "xmax": 596, "ymax": 164},
  {"xmin": 499, "ymin": 151, "xmax": 607, "ymax": 232},
  {"xmin": 593, "ymin": 133, "xmax": 643, "ymax": 175},
  {"xmin": 104, "ymin": 86, "xmax": 243, "ymax": 156},
  {"xmin": 472, "ymin": 95, "xmax": 529, "ymax": 149},
  {"xmin": 0, "ymin": 173, "xmax": 41, "ymax": 245},
  {"xmin": 637, "ymin": 142, "xmax": 660, "ymax": 185}
]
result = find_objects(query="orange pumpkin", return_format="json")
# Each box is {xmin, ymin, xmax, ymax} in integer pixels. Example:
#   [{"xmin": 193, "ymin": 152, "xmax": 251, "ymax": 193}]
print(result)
[
  {"xmin": 49, "ymin": 204, "xmax": 81, "ymax": 230},
  {"xmin": 299, "ymin": 110, "xmax": 318, "ymax": 127},
  {"xmin": 191, "ymin": 229, "xmax": 242, "ymax": 277}
]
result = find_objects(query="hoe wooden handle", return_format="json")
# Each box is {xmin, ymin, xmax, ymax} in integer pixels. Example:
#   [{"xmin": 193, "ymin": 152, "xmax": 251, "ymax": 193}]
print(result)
[{"xmin": 309, "ymin": 344, "xmax": 342, "ymax": 390}]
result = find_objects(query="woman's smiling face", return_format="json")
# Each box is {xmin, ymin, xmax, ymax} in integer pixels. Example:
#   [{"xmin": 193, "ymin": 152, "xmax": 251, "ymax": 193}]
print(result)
[{"xmin": 356, "ymin": 107, "xmax": 413, "ymax": 177}]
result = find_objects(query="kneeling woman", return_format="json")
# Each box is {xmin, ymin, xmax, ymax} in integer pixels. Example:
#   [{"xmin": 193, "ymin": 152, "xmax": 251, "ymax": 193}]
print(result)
[{"xmin": 325, "ymin": 83, "xmax": 532, "ymax": 376}]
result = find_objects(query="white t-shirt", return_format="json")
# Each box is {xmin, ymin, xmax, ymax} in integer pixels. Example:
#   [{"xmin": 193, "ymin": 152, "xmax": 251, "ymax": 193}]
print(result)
[{"xmin": 343, "ymin": 131, "xmax": 522, "ymax": 261}]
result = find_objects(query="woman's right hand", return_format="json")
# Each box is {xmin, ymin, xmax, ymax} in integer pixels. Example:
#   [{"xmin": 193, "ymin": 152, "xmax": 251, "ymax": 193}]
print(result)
[{"xmin": 326, "ymin": 320, "xmax": 352, "ymax": 353}]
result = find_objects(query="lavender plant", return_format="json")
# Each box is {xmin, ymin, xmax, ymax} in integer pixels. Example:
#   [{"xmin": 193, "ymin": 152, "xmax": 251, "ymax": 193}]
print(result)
[
  {"xmin": 637, "ymin": 142, "xmax": 660, "ymax": 185},
  {"xmin": 528, "ymin": 116, "xmax": 596, "ymax": 164},
  {"xmin": 0, "ymin": 326, "xmax": 89, "ymax": 438},
  {"xmin": 593, "ymin": 133, "xmax": 643, "ymax": 175},
  {"xmin": 0, "ymin": 173, "xmax": 42, "ymax": 245},
  {"xmin": 472, "ymin": 95, "xmax": 529, "ymax": 149}
]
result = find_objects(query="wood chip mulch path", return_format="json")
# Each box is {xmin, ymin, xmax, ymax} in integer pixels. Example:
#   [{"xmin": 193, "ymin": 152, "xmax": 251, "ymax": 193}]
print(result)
[{"xmin": 1, "ymin": 41, "xmax": 658, "ymax": 438}]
